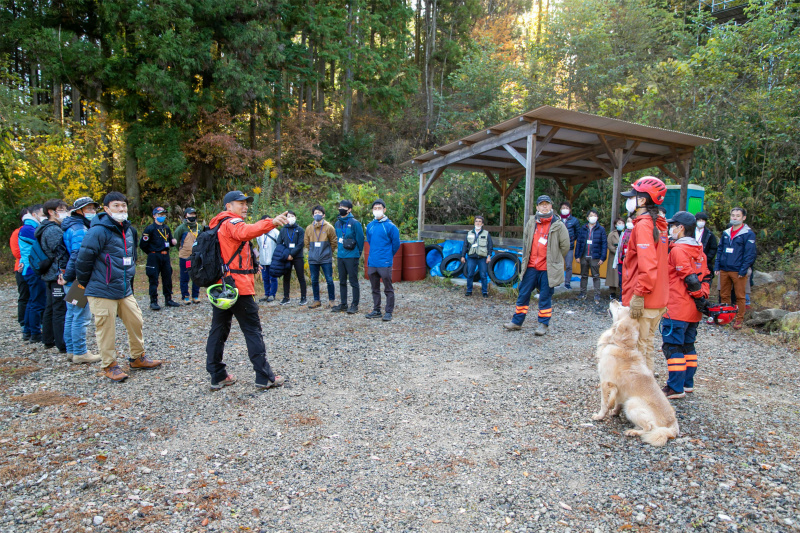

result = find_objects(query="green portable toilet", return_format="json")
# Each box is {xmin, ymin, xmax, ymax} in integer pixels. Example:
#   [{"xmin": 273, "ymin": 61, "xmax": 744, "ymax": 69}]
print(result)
[{"xmin": 663, "ymin": 184, "xmax": 705, "ymax": 218}]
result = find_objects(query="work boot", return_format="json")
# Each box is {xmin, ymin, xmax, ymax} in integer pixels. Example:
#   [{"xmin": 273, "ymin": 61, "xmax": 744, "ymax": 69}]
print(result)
[
  {"xmin": 103, "ymin": 365, "xmax": 128, "ymax": 382},
  {"xmin": 465, "ymin": 291, "xmax": 472, "ymax": 297},
  {"xmin": 662, "ymin": 385, "xmax": 685, "ymax": 399},
  {"xmin": 165, "ymin": 299, "xmax": 181, "ymax": 308},
  {"xmin": 129, "ymin": 354, "xmax": 163, "ymax": 370},
  {"xmin": 255, "ymin": 375, "xmax": 285, "ymax": 390},
  {"xmin": 534, "ymin": 323, "xmax": 549, "ymax": 336},
  {"xmin": 331, "ymin": 303, "xmax": 347, "ymax": 313},
  {"xmin": 308, "ymin": 300, "xmax": 321, "ymax": 309},
  {"xmin": 347, "ymin": 305, "xmax": 358, "ymax": 314},
  {"xmin": 365, "ymin": 309, "xmax": 382, "ymax": 319},
  {"xmin": 73, "ymin": 352, "xmax": 101, "ymax": 364},
  {"xmin": 150, "ymin": 300, "xmax": 161, "ymax": 311},
  {"xmin": 503, "ymin": 322, "xmax": 521, "ymax": 331}
]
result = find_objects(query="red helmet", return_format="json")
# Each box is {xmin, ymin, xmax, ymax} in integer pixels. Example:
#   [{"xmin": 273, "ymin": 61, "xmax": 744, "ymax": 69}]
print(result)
[
  {"xmin": 622, "ymin": 176, "xmax": 668, "ymax": 205},
  {"xmin": 706, "ymin": 304, "xmax": 738, "ymax": 325}
]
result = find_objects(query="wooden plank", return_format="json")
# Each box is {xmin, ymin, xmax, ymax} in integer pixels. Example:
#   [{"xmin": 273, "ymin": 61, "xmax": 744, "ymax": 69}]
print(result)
[
  {"xmin": 503, "ymin": 143, "xmax": 528, "ymax": 167},
  {"xmin": 610, "ymin": 147, "xmax": 623, "ymax": 227},
  {"xmin": 524, "ymin": 134, "xmax": 536, "ymax": 223},
  {"xmin": 536, "ymin": 118, "xmax": 691, "ymax": 149},
  {"xmin": 483, "ymin": 169, "xmax": 502, "ymax": 195},
  {"xmin": 422, "ymin": 225, "xmax": 523, "ymax": 232},
  {"xmin": 417, "ymin": 170, "xmax": 425, "ymax": 240},
  {"xmin": 500, "ymin": 174, "xmax": 507, "ymax": 237},
  {"xmin": 422, "ymin": 166, "xmax": 446, "ymax": 195},
  {"xmin": 534, "ymin": 126, "xmax": 560, "ymax": 158},
  {"xmin": 419, "ymin": 121, "xmax": 538, "ymax": 174}
]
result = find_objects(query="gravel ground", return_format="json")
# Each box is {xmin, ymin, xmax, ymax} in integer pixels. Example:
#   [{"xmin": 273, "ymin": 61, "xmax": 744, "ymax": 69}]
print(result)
[{"xmin": 0, "ymin": 277, "xmax": 798, "ymax": 533}]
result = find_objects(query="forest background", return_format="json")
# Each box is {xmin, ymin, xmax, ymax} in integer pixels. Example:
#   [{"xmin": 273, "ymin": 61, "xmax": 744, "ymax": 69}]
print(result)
[{"xmin": 1, "ymin": 0, "xmax": 798, "ymax": 271}]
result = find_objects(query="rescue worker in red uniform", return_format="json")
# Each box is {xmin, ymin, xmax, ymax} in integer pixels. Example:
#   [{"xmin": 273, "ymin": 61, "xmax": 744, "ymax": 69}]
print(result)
[
  {"xmin": 621, "ymin": 177, "xmax": 669, "ymax": 373},
  {"xmin": 661, "ymin": 211, "xmax": 711, "ymax": 399}
]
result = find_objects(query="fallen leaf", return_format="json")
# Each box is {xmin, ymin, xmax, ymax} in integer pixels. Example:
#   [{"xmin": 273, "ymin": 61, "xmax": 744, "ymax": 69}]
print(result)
[
  {"xmin": 523, "ymin": 471, "xmax": 529, "ymax": 477},
  {"xmin": 96, "ymin": 455, "xmax": 107, "ymax": 462},
  {"xmin": 201, "ymin": 517, "xmax": 209, "ymax": 526},
  {"xmin": 252, "ymin": 508, "xmax": 260, "ymax": 517}
]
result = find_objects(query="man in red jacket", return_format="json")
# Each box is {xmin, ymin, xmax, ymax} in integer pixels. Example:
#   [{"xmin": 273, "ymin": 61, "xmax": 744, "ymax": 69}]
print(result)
[
  {"xmin": 10, "ymin": 208, "xmax": 30, "ymax": 338},
  {"xmin": 661, "ymin": 212, "xmax": 711, "ymax": 399},
  {"xmin": 205, "ymin": 191, "xmax": 289, "ymax": 391},
  {"xmin": 621, "ymin": 177, "xmax": 669, "ymax": 373}
]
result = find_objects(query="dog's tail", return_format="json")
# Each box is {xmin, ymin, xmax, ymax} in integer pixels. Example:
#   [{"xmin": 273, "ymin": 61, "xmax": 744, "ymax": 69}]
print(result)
[{"xmin": 641, "ymin": 426, "xmax": 678, "ymax": 447}]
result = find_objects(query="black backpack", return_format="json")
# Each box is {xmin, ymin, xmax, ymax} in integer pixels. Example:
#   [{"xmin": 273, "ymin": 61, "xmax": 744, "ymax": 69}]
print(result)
[{"xmin": 188, "ymin": 217, "xmax": 248, "ymax": 288}]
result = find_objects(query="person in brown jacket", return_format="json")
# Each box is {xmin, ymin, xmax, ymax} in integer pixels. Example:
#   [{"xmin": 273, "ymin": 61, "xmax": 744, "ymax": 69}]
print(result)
[
  {"xmin": 304, "ymin": 205, "xmax": 338, "ymax": 308},
  {"xmin": 174, "ymin": 207, "xmax": 201, "ymax": 304}
]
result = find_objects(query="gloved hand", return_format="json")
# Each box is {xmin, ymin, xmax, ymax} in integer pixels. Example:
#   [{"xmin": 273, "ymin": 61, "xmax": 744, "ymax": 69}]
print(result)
[
  {"xmin": 694, "ymin": 296, "xmax": 710, "ymax": 314},
  {"xmin": 629, "ymin": 294, "xmax": 645, "ymax": 319}
]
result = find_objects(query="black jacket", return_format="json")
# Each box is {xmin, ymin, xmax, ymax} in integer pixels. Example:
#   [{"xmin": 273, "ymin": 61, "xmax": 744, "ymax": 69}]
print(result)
[
  {"xmin": 278, "ymin": 225, "xmax": 305, "ymax": 258},
  {"xmin": 34, "ymin": 220, "xmax": 68, "ymax": 282},
  {"xmin": 140, "ymin": 222, "xmax": 173, "ymax": 254},
  {"xmin": 697, "ymin": 227, "xmax": 718, "ymax": 276},
  {"xmin": 76, "ymin": 212, "xmax": 138, "ymax": 299}
]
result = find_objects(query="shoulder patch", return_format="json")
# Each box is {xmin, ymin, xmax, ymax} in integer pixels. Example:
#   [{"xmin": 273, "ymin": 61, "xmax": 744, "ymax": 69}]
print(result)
[
  {"xmin": 228, "ymin": 218, "xmax": 243, "ymax": 225},
  {"xmin": 143, "ymin": 234, "xmax": 149, "ymax": 241}
]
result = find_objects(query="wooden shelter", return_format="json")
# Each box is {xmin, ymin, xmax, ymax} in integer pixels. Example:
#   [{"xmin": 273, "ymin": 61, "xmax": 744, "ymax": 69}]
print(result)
[{"xmin": 408, "ymin": 106, "xmax": 714, "ymax": 245}]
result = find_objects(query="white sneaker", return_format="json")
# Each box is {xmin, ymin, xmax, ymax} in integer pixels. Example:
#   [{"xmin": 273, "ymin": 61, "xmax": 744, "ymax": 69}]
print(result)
[{"xmin": 73, "ymin": 352, "xmax": 102, "ymax": 364}]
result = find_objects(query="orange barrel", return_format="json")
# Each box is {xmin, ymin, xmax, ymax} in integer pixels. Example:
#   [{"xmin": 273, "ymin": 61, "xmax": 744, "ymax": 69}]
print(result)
[
  {"xmin": 401, "ymin": 241, "xmax": 426, "ymax": 281},
  {"xmin": 363, "ymin": 242, "xmax": 404, "ymax": 282}
]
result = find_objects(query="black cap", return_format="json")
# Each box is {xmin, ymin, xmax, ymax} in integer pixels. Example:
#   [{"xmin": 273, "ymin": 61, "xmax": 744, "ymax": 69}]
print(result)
[
  {"xmin": 372, "ymin": 199, "xmax": 386, "ymax": 209},
  {"xmin": 185, "ymin": 207, "xmax": 197, "ymax": 215},
  {"xmin": 620, "ymin": 188, "xmax": 637, "ymax": 197},
  {"xmin": 71, "ymin": 197, "xmax": 99, "ymax": 211},
  {"xmin": 223, "ymin": 190, "xmax": 253, "ymax": 205},
  {"xmin": 695, "ymin": 211, "xmax": 709, "ymax": 221},
  {"xmin": 667, "ymin": 211, "xmax": 696, "ymax": 227},
  {"xmin": 536, "ymin": 195, "xmax": 553, "ymax": 205}
]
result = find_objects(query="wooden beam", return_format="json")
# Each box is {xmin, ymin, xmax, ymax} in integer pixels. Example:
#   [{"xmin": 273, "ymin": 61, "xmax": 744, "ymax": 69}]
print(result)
[
  {"xmin": 589, "ymin": 155, "xmax": 614, "ymax": 177},
  {"xmin": 458, "ymin": 140, "xmax": 475, "ymax": 146},
  {"xmin": 572, "ymin": 182, "xmax": 590, "ymax": 201},
  {"xmin": 523, "ymin": 134, "xmax": 536, "ymax": 224},
  {"xmin": 656, "ymin": 164, "xmax": 680, "ymax": 183},
  {"xmin": 610, "ymin": 147, "xmax": 623, "ymax": 227},
  {"xmin": 569, "ymin": 149, "xmax": 696, "ymax": 185},
  {"xmin": 620, "ymin": 141, "xmax": 641, "ymax": 168},
  {"xmin": 506, "ymin": 173, "xmax": 525, "ymax": 198},
  {"xmin": 500, "ymin": 174, "xmax": 507, "ymax": 237},
  {"xmin": 503, "ymin": 143, "xmax": 528, "ymax": 167},
  {"xmin": 597, "ymin": 134, "xmax": 620, "ymax": 165},
  {"xmin": 536, "ymin": 118, "xmax": 691, "ymax": 149},
  {"xmin": 554, "ymin": 178, "xmax": 569, "ymax": 199},
  {"xmin": 417, "ymin": 170, "xmax": 425, "ymax": 240},
  {"xmin": 534, "ymin": 126, "xmax": 560, "ymax": 158},
  {"xmin": 422, "ymin": 166, "xmax": 446, "ymax": 195},
  {"xmin": 483, "ymin": 169, "xmax": 502, "ymax": 195},
  {"xmin": 419, "ymin": 121, "xmax": 538, "ymax": 173},
  {"xmin": 536, "ymin": 137, "xmax": 626, "ymax": 172},
  {"xmin": 680, "ymin": 154, "xmax": 693, "ymax": 211},
  {"xmin": 423, "ymin": 224, "xmax": 523, "ymax": 233}
]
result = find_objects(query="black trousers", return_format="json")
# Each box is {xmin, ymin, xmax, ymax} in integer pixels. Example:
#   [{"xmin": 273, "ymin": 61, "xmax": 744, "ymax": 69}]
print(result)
[
  {"xmin": 16, "ymin": 271, "xmax": 29, "ymax": 327},
  {"xmin": 283, "ymin": 254, "xmax": 307, "ymax": 299},
  {"xmin": 146, "ymin": 252, "xmax": 173, "ymax": 302},
  {"xmin": 337, "ymin": 257, "xmax": 360, "ymax": 306},
  {"xmin": 205, "ymin": 295, "xmax": 276, "ymax": 385},
  {"xmin": 42, "ymin": 280, "xmax": 66, "ymax": 351},
  {"xmin": 368, "ymin": 266, "xmax": 394, "ymax": 313}
]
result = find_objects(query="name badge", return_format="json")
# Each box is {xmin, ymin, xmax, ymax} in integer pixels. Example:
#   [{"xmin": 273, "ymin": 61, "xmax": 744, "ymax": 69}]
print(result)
[
  {"xmin": 726, "ymin": 247, "xmax": 734, "ymax": 253},
  {"xmin": 164, "ymin": 243, "xmax": 170, "ymax": 248},
  {"xmin": 123, "ymin": 257, "xmax": 133, "ymax": 266},
  {"xmin": 586, "ymin": 239, "xmax": 593, "ymax": 244},
  {"xmin": 315, "ymin": 242, "xmax": 321, "ymax": 248},
  {"xmin": 289, "ymin": 243, "xmax": 296, "ymax": 248},
  {"xmin": 338, "ymin": 238, "xmax": 344, "ymax": 243},
  {"xmin": 538, "ymin": 237, "xmax": 547, "ymax": 245}
]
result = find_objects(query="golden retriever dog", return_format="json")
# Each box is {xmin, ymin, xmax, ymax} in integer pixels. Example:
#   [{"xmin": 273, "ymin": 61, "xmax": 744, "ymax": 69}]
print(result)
[{"xmin": 592, "ymin": 300, "xmax": 679, "ymax": 446}]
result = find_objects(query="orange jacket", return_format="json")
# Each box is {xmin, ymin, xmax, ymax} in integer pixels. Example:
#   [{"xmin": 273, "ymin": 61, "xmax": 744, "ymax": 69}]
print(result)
[
  {"xmin": 622, "ymin": 214, "xmax": 669, "ymax": 309},
  {"xmin": 666, "ymin": 238, "xmax": 711, "ymax": 323},
  {"xmin": 527, "ymin": 217, "xmax": 551, "ymax": 271},
  {"xmin": 210, "ymin": 211, "xmax": 277, "ymax": 296},
  {"xmin": 10, "ymin": 227, "xmax": 22, "ymax": 272}
]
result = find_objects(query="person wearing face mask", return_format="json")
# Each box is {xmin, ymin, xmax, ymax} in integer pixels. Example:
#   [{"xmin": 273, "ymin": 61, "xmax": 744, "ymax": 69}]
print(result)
[
  {"xmin": 140, "ymin": 207, "xmax": 180, "ymax": 310},
  {"xmin": 34, "ymin": 199, "xmax": 70, "ymax": 353},
  {"xmin": 174, "ymin": 207, "xmax": 202, "ymax": 304},
  {"xmin": 278, "ymin": 210, "xmax": 307, "ymax": 305},
  {"xmin": 606, "ymin": 218, "xmax": 625, "ymax": 300},
  {"xmin": 620, "ymin": 176, "xmax": 670, "ymax": 373},
  {"xmin": 714, "ymin": 207, "xmax": 756, "ymax": 330},
  {"xmin": 661, "ymin": 211, "xmax": 711, "ymax": 399},
  {"xmin": 304, "ymin": 205, "xmax": 338, "ymax": 309},
  {"xmin": 76, "ymin": 191, "xmax": 164, "ymax": 382},
  {"xmin": 17, "ymin": 204, "xmax": 47, "ymax": 344},
  {"xmin": 693, "ymin": 211, "xmax": 718, "ymax": 282},
  {"xmin": 256, "ymin": 221, "xmax": 281, "ymax": 303},
  {"xmin": 616, "ymin": 217, "xmax": 634, "ymax": 290},
  {"xmin": 504, "ymin": 195, "xmax": 569, "ymax": 336},
  {"xmin": 332, "ymin": 200, "xmax": 365, "ymax": 314},
  {"xmin": 574, "ymin": 209, "xmax": 607, "ymax": 304},
  {"xmin": 559, "ymin": 201, "xmax": 580, "ymax": 289},
  {"xmin": 61, "ymin": 197, "xmax": 102, "ymax": 364},
  {"xmin": 460, "ymin": 215, "xmax": 493, "ymax": 297},
  {"xmin": 10, "ymin": 208, "xmax": 30, "ymax": 340},
  {"xmin": 365, "ymin": 199, "xmax": 401, "ymax": 321}
]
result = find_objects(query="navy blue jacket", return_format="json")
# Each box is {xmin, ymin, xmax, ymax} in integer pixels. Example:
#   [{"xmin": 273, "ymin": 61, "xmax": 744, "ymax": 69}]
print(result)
[
  {"xmin": 62, "ymin": 213, "xmax": 92, "ymax": 283},
  {"xmin": 366, "ymin": 217, "xmax": 400, "ymax": 268},
  {"xmin": 714, "ymin": 224, "xmax": 756, "ymax": 276},
  {"xmin": 75, "ymin": 213, "xmax": 138, "ymax": 299},
  {"xmin": 561, "ymin": 215, "xmax": 580, "ymax": 250},
  {"xmin": 574, "ymin": 223, "xmax": 608, "ymax": 261},
  {"xmin": 334, "ymin": 214, "xmax": 365, "ymax": 259},
  {"xmin": 278, "ymin": 224, "xmax": 305, "ymax": 258}
]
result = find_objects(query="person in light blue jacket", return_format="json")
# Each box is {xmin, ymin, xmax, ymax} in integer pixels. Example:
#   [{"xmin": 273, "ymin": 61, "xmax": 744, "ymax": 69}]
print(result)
[
  {"xmin": 18, "ymin": 204, "xmax": 46, "ymax": 344},
  {"xmin": 365, "ymin": 199, "xmax": 400, "ymax": 322}
]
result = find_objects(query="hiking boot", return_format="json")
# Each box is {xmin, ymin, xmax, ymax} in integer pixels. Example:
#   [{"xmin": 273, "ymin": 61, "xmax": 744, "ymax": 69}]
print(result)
[
  {"xmin": 210, "ymin": 374, "xmax": 236, "ymax": 391},
  {"xmin": 308, "ymin": 300, "xmax": 321, "ymax": 309},
  {"xmin": 192, "ymin": 297, "xmax": 201, "ymax": 304},
  {"xmin": 465, "ymin": 291, "xmax": 472, "ymax": 297},
  {"xmin": 299, "ymin": 298, "xmax": 307, "ymax": 306},
  {"xmin": 255, "ymin": 375, "xmax": 285, "ymax": 390},
  {"xmin": 483, "ymin": 293, "xmax": 489, "ymax": 298},
  {"xmin": 165, "ymin": 300, "xmax": 181, "ymax": 308},
  {"xmin": 331, "ymin": 303, "xmax": 347, "ymax": 313},
  {"xmin": 129, "ymin": 354, "xmax": 163, "ymax": 370},
  {"xmin": 150, "ymin": 301, "xmax": 161, "ymax": 311},
  {"xmin": 365, "ymin": 309, "xmax": 382, "ymax": 319},
  {"xmin": 382, "ymin": 312, "xmax": 393, "ymax": 321},
  {"xmin": 732, "ymin": 318, "xmax": 744, "ymax": 330},
  {"xmin": 258, "ymin": 296, "xmax": 269, "ymax": 302},
  {"xmin": 280, "ymin": 297, "xmax": 290, "ymax": 305},
  {"xmin": 534, "ymin": 323, "xmax": 549, "ymax": 336},
  {"xmin": 662, "ymin": 385, "xmax": 685, "ymax": 399},
  {"xmin": 327, "ymin": 300, "xmax": 337, "ymax": 309},
  {"xmin": 73, "ymin": 352, "xmax": 101, "ymax": 364},
  {"xmin": 29, "ymin": 334, "xmax": 42, "ymax": 344},
  {"xmin": 503, "ymin": 322, "xmax": 521, "ymax": 331},
  {"xmin": 44, "ymin": 343, "xmax": 56, "ymax": 350},
  {"xmin": 22, "ymin": 332, "xmax": 31, "ymax": 341},
  {"xmin": 103, "ymin": 365, "xmax": 128, "ymax": 382},
  {"xmin": 182, "ymin": 296, "xmax": 191, "ymax": 305},
  {"xmin": 347, "ymin": 305, "xmax": 358, "ymax": 314}
]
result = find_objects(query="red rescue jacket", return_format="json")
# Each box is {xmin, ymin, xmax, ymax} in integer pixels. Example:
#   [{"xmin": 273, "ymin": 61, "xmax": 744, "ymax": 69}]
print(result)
[
  {"xmin": 622, "ymin": 214, "xmax": 669, "ymax": 309},
  {"xmin": 667, "ymin": 237, "xmax": 711, "ymax": 323},
  {"xmin": 10, "ymin": 227, "xmax": 22, "ymax": 272},
  {"xmin": 210, "ymin": 211, "xmax": 276, "ymax": 296}
]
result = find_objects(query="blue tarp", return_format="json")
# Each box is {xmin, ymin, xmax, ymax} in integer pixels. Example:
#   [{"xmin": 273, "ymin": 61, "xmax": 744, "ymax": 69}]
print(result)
[
  {"xmin": 426, "ymin": 248, "xmax": 443, "ymax": 269},
  {"xmin": 441, "ymin": 239, "xmax": 463, "ymax": 257}
]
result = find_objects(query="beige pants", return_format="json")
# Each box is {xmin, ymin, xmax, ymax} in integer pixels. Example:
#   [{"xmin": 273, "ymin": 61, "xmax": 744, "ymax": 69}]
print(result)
[
  {"xmin": 637, "ymin": 307, "xmax": 667, "ymax": 372},
  {"xmin": 87, "ymin": 295, "xmax": 145, "ymax": 368}
]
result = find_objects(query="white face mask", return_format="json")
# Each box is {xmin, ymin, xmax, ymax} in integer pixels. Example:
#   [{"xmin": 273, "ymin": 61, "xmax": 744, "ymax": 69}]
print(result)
[
  {"xmin": 287, "ymin": 216, "xmax": 296, "ymax": 225},
  {"xmin": 373, "ymin": 210, "xmax": 384, "ymax": 219},
  {"xmin": 110, "ymin": 212, "xmax": 128, "ymax": 223},
  {"xmin": 57, "ymin": 211, "xmax": 68, "ymax": 221},
  {"xmin": 561, "ymin": 208, "xmax": 570, "ymax": 216},
  {"xmin": 475, "ymin": 226, "xmax": 482, "ymax": 233},
  {"xmin": 696, "ymin": 220, "xmax": 705, "ymax": 229},
  {"xmin": 625, "ymin": 197, "xmax": 638, "ymax": 213},
  {"xmin": 668, "ymin": 226, "xmax": 677, "ymax": 239},
  {"xmin": 587, "ymin": 216, "xmax": 597, "ymax": 224},
  {"xmin": 626, "ymin": 221, "xmax": 634, "ymax": 230}
]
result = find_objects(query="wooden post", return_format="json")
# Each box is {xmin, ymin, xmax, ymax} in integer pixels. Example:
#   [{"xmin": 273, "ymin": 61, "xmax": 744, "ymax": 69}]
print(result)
[
  {"xmin": 417, "ymin": 170, "xmax": 425, "ymax": 239},
  {"xmin": 523, "ymin": 133, "xmax": 536, "ymax": 223},
  {"xmin": 500, "ymin": 173, "xmax": 507, "ymax": 238},
  {"xmin": 679, "ymin": 155, "xmax": 692, "ymax": 211},
  {"xmin": 610, "ymin": 147, "xmax": 623, "ymax": 228},
  {"xmin": 568, "ymin": 183, "xmax": 574, "ymax": 203}
]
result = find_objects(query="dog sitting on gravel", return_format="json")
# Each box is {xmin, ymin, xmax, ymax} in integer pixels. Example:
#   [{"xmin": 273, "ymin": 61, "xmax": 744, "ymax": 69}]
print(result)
[{"xmin": 592, "ymin": 300, "xmax": 679, "ymax": 447}]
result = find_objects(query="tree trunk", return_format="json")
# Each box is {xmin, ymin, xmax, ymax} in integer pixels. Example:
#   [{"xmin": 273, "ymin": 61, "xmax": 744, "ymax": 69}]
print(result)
[
  {"xmin": 30, "ymin": 63, "xmax": 38, "ymax": 106},
  {"xmin": 342, "ymin": 2, "xmax": 353, "ymax": 135},
  {"xmin": 315, "ymin": 48, "xmax": 325, "ymax": 113},
  {"xmin": 250, "ymin": 101, "xmax": 257, "ymax": 150},
  {"xmin": 415, "ymin": 0, "xmax": 422, "ymax": 73},
  {"xmin": 96, "ymin": 89, "xmax": 113, "ymax": 183},
  {"xmin": 53, "ymin": 81, "xmax": 63, "ymax": 123},
  {"xmin": 125, "ymin": 134, "xmax": 141, "ymax": 211},
  {"xmin": 71, "ymin": 86, "xmax": 81, "ymax": 123}
]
